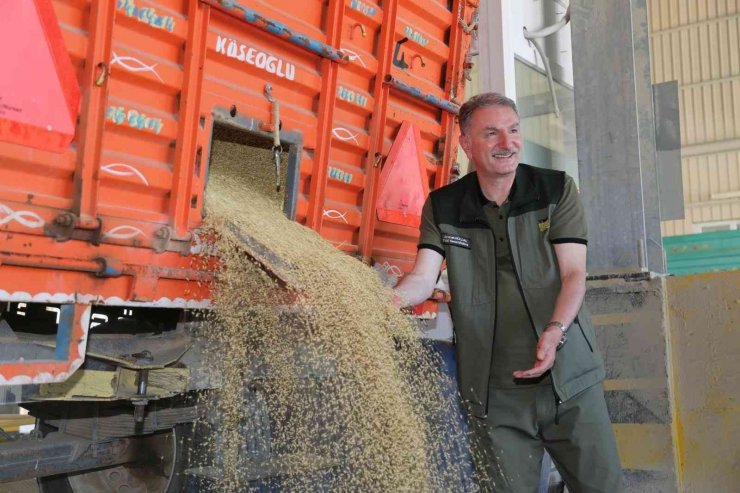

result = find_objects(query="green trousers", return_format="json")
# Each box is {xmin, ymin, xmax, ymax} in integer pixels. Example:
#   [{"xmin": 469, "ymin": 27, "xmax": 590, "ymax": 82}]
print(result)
[{"xmin": 469, "ymin": 383, "xmax": 624, "ymax": 493}]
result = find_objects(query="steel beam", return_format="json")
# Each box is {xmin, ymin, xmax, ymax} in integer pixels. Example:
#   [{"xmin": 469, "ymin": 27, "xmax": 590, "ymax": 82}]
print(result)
[
  {"xmin": 571, "ymin": 0, "xmax": 665, "ymax": 274},
  {"xmin": 681, "ymin": 138, "xmax": 740, "ymax": 158},
  {"xmin": 383, "ymin": 76, "xmax": 461, "ymax": 114}
]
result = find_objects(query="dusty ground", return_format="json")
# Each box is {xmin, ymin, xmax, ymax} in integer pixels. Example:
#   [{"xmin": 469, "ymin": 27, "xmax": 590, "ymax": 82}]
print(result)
[{"xmin": 2, "ymin": 479, "xmax": 39, "ymax": 493}]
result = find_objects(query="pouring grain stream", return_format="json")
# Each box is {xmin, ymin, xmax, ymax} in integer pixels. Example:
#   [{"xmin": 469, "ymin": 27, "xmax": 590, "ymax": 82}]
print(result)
[{"xmin": 196, "ymin": 136, "xmax": 479, "ymax": 491}]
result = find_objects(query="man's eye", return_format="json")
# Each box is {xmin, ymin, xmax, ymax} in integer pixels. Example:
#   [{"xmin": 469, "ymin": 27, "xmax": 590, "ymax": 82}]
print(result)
[{"xmin": 511, "ymin": 128, "xmax": 519, "ymax": 134}]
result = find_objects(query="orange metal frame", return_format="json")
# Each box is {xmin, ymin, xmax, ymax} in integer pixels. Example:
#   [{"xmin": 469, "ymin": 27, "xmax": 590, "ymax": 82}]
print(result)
[
  {"xmin": 356, "ymin": 0, "xmax": 401, "ymax": 263},
  {"xmin": 72, "ymin": 0, "xmax": 115, "ymax": 232},
  {"xmin": 170, "ymin": 1, "xmax": 209, "ymax": 240},
  {"xmin": 0, "ymin": 304, "xmax": 88, "ymax": 385},
  {"xmin": 305, "ymin": 0, "xmax": 345, "ymax": 233},
  {"xmin": 0, "ymin": 0, "xmax": 475, "ymax": 383}
]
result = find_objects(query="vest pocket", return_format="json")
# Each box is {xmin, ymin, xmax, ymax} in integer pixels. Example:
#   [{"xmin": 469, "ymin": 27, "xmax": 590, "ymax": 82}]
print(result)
[
  {"xmin": 513, "ymin": 216, "xmax": 559, "ymax": 288},
  {"xmin": 444, "ymin": 227, "xmax": 494, "ymax": 305}
]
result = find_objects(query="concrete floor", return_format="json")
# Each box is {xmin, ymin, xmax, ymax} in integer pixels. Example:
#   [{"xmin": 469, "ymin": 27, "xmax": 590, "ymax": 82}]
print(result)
[
  {"xmin": 1, "ymin": 411, "xmax": 40, "ymax": 492},
  {"xmin": 2, "ymin": 479, "xmax": 39, "ymax": 493}
]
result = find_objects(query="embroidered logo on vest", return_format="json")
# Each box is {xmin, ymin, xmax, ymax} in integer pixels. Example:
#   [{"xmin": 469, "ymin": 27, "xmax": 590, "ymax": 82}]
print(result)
[
  {"xmin": 538, "ymin": 218, "xmax": 550, "ymax": 232},
  {"xmin": 441, "ymin": 234, "xmax": 471, "ymax": 249}
]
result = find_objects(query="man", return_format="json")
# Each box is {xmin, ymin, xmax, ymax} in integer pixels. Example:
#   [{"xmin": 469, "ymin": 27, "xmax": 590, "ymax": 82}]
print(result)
[{"xmin": 394, "ymin": 93, "xmax": 623, "ymax": 492}]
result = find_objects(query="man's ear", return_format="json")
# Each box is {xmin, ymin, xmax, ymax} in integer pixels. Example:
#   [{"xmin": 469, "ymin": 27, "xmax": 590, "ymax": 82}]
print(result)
[{"xmin": 459, "ymin": 133, "xmax": 472, "ymax": 159}]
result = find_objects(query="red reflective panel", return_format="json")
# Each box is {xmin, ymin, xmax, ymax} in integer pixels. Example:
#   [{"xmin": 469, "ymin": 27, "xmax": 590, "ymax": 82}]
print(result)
[
  {"xmin": 376, "ymin": 121, "xmax": 430, "ymax": 228},
  {"xmin": 0, "ymin": 0, "xmax": 80, "ymax": 152}
]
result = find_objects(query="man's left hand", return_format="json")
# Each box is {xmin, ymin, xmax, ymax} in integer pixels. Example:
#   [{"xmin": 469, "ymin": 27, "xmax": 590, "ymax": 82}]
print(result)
[{"xmin": 513, "ymin": 325, "xmax": 562, "ymax": 379}]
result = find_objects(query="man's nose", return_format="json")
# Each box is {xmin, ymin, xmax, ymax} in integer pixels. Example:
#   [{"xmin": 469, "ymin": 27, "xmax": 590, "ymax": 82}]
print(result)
[{"xmin": 498, "ymin": 132, "xmax": 511, "ymax": 148}]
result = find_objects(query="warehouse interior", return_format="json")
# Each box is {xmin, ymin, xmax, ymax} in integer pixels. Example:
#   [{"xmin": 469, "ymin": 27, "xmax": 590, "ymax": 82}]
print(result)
[{"xmin": 0, "ymin": 1, "xmax": 738, "ymax": 492}]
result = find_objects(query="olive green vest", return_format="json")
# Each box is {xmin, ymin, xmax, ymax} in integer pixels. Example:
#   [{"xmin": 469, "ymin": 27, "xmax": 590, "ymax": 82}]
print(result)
[{"xmin": 427, "ymin": 165, "xmax": 605, "ymax": 418}]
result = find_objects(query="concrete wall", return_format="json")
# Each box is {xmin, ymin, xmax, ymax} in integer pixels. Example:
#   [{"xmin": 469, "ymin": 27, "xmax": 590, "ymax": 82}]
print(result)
[
  {"xmin": 588, "ymin": 270, "xmax": 740, "ymax": 492},
  {"xmin": 586, "ymin": 276, "xmax": 678, "ymax": 492},
  {"xmin": 665, "ymin": 271, "xmax": 740, "ymax": 493}
]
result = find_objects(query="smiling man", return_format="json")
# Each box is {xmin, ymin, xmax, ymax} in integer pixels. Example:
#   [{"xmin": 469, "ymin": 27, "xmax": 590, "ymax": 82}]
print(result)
[{"xmin": 394, "ymin": 93, "xmax": 623, "ymax": 492}]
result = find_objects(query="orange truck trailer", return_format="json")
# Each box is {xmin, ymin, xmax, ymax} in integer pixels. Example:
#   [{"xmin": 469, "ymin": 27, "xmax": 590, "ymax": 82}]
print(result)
[{"xmin": 0, "ymin": 0, "xmax": 475, "ymax": 488}]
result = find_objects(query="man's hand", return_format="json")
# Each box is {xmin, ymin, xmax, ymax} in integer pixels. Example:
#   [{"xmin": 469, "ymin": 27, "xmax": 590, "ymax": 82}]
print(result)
[
  {"xmin": 430, "ymin": 288, "xmax": 451, "ymax": 303},
  {"xmin": 512, "ymin": 242, "xmax": 587, "ymax": 379},
  {"xmin": 512, "ymin": 325, "xmax": 562, "ymax": 379},
  {"xmin": 392, "ymin": 249, "xmax": 444, "ymax": 308}
]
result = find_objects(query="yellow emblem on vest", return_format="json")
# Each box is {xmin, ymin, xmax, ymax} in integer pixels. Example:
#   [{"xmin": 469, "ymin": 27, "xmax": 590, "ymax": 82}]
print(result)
[{"xmin": 538, "ymin": 218, "xmax": 550, "ymax": 232}]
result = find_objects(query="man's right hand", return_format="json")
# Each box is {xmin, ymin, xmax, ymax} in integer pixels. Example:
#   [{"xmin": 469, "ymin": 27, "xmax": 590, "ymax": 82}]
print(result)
[
  {"xmin": 392, "ymin": 248, "xmax": 444, "ymax": 308},
  {"xmin": 430, "ymin": 288, "xmax": 451, "ymax": 303}
]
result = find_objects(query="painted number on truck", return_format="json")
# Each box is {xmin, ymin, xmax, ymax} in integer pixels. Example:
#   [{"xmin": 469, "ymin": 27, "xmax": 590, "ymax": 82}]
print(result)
[
  {"xmin": 117, "ymin": 0, "xmax": 176, "ymax": 32},
  {"xmin": 106, "ymin": 106, "xmax": 164, "ymax": 135},
  {"xmin": 338, "ymin": 86, "xmax": 368, "ymax": 107},
  {"xmin": 216, "ymin": 36, "xmax": 297, "ymax": 81},
  {"xmin": 403, "ymin": 26, "xmax": 429, "ymax": 47},
  {"xmin": 328, "ymin": 166, "xmax": 353, "ymax": 184},
  {"xmin": 349, "ymin": 0, "xmax": 377, "ymax": 18}
]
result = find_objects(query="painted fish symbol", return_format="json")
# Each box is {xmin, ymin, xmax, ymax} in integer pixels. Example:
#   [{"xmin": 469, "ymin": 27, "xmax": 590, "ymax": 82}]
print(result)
[
  {"xmin": 0, "ymin": 204, "xmax": 45, "ymax": 229},
  {"xmin": 341, "ymin": 48, "xmax": 367, "ymax": 68},
  {"xmin": 101, "ymin": 163, "xmax": 150, "ymax": 186},
  {"xmin": 332, "ymin": 128, "xmax": 361, "ymax": 144},
  {"xmin": 103, "ymin": 225, "xmax": 146, "ymax": 240},
  {"xmin": 379, "ymin": 261, "xmax": 403, "ymax": 277},
  {"xmin": 323, "ymin": 209, "xmax": 349, "ymax": 224},
  {"xmin": 111, "ymin": 51, "xmax": 164, "ymax": 82}
]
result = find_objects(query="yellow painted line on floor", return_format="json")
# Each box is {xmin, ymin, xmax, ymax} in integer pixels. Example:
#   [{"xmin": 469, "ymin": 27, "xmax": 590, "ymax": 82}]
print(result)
[
  {"xmin": 603, "ymin": 378, "xmax": 666, "ymax": 391},
  {"xmin": 613, "ymin": 423, "xmax": 673, "ymax": 471},
  {"xmin": 592, "ymin": 313, "xmax": 633, "ymax": 326}
]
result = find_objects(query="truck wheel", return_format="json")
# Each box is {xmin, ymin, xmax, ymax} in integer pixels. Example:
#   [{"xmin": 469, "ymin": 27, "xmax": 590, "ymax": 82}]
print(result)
[{"xmin": 37, "ymin": 425, "xmax": 187, "ymax": 493}]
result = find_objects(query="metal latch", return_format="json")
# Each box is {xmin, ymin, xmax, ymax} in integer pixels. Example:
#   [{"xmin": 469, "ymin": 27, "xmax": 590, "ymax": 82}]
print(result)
[{"xmin": 264, "ymin": 84, "xmax": 282, "ymax": 192}]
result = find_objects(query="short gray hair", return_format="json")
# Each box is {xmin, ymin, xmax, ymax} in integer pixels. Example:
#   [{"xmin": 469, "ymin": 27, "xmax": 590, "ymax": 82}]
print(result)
[{"xmin": 458, "ymin": 92, "xmax": 518, "ymax": 135}]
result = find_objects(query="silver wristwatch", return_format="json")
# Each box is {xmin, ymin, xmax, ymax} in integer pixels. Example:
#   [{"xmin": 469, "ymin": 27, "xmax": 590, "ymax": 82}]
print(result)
[{"xmin": 544, "ymin": 321, "xmax": 568, "ymax": 350}]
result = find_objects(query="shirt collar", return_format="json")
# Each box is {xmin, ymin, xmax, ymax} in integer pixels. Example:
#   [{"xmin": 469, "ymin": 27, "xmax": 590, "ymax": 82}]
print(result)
[{"xmin": 459, "ymin": 165, "xmax": 539, "ymax": 224}]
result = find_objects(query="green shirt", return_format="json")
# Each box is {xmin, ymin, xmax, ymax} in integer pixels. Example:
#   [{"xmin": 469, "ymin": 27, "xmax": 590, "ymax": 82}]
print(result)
[{"xmin": 483, "ymin": 200, "xmax": 549, "ymax": 388}]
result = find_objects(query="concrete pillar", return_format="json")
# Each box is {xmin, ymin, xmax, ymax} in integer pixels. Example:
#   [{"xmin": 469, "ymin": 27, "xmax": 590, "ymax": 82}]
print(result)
[
  {"xmin": 477, "ymin": 0, "xmax": 516, "ymax": 98},
  {"xmin": 571, "ymin": 0, "xmax": 665, "ymax": 274}
]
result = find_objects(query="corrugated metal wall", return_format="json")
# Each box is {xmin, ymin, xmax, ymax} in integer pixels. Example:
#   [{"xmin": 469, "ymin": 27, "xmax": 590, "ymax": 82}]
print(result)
[{"xmin": 649, "ymin": 0, "xmax": 740, "ymax": 235}]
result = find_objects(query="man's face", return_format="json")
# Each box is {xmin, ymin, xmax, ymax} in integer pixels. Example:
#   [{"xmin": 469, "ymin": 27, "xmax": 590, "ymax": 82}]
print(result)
[{"xmin": 460, "ymin": 105, "xmax": 522, "ymax": 178}]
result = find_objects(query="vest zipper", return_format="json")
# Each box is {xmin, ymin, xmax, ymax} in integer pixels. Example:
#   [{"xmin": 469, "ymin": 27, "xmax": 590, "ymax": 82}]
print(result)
[
  {"xmin": 487, "ymin": 220, "xmax": 498, "ymax": 416},
  {"xmin": 466, "ymin": 216, "xmax": 497, "ymax": 416},
  {"xmin": 504, "ymin": 220, "xmax": 565, "ymax": 406}
]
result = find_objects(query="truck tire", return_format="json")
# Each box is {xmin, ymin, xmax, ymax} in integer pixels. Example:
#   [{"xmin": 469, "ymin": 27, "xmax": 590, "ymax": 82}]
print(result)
[{"xmin": 37, "ymin": 424, "xmax": 188, "ymax": 493}]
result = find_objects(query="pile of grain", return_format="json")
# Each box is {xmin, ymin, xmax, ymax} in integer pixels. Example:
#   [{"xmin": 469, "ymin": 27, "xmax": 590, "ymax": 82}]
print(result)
[{"xmin": 196, "ymin": 135, "xmax": 477, "ymax": 491}]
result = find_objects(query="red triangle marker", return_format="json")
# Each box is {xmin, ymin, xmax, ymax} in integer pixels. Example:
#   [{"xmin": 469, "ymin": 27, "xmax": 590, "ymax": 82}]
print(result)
[
  {"xmin": 0, "ymin": 0, "xmax": 80, "ymax": 152},
  {"xmin": 376, "ymin": 121, "xmax": 430, "ymax": 228}
]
